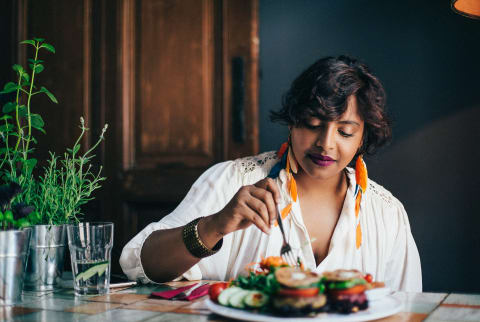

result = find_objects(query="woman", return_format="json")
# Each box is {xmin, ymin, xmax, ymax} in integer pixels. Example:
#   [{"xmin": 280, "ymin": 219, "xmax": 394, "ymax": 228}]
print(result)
[{"xmin": 120, "ymin": 55, "xmax": 422, "ymax": 292}]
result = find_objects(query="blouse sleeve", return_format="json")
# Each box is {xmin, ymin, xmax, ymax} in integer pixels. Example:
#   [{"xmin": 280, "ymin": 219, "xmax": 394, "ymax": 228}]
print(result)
[
  {"xmin": 384, "ymin": 200, "xmax": 422, "ymax": 292},
  {"xmin": 119, "ymin": 160, "xmax": 242, "ymax": 284}
]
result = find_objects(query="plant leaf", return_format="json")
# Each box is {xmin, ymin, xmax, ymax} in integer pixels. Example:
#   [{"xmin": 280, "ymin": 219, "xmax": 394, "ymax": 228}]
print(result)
[
  {"xmin": 2, "ymin": 102, "xmax": 16, "ymax": 113},
  {"xmin": 34, "ymin": 127, "xmax": 46, "ymax": 134},
  {"xmin": 16, "ymin": 218, "xmax": 31, "ymax": 228},
  {"xmin": 23, "ymin": 158, "xmax": 37, "ymax": 175},
  {"xmin": 40, "ymin": 87, "xmax": 58, "ymax": 103},
  {"xmin": 12, "ymin": 64, "xmax": 24, "ymax": 73},
  {"xmin": 31, "ymin": 114, "xmax": 45, "ymax": 129},
  {"xmin": 34, "ymin": 64, "xmax": 44, "ymax": 73},
  {"xmin": 40, "ymin": 43, "xmax": 55, "ymax": 54},
  {"xmin": 0, "ymin": 124, "xmax": 12, "ymax": 132},
  {"xmin": 20, "ymin": 40, "xmax": 35, "ymax": 46},
  {"xmin": 33, "ymin": 37, "xmax": 45, "ymax": 42},
  {"xmin": 28, "ymin": 58, "xmax": 44, "ymax": 64},
  {"xmin": 4, "ymin": 210, "xmax": 13, "ymax": 222},
  {"xmin": 73, "ymin": 144, "xmax": 80, "ymax": 154},
  {"xmin": 0, "ymin": 115, "xmax": 12, "ymax": 121},
  {"xmin": 21, "ymin": 72, "xmax": 30, "ymax": 82},
  {"xmin": 0, "ymin": 82, "xmax": 19, "ymax": 94}
]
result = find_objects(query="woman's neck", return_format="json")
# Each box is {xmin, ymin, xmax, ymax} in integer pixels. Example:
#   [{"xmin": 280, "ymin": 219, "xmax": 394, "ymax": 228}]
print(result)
[{"xmin": 294, "ymin": 169, "xmax": 347, "ymax": 199}]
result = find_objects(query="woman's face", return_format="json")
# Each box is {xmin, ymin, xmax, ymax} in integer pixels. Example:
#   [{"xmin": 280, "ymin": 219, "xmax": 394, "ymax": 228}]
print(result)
[{"xmin": 291, "ymin": 95, "xmax": 365, "ymax": 181}]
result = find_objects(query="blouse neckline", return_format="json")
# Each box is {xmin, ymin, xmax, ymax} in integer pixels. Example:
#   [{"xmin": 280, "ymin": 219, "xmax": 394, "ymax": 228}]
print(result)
[{"xmin": 278, "ymin": 167, "xmax": 358, "ymax": 270}]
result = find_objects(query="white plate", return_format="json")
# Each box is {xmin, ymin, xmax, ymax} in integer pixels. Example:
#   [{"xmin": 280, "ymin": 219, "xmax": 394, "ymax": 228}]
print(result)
[
  {"xmin": 206, "ymin": 295, "xmax": 402, "ymax": 322},
  {"xmin": 365, "ymin": 287, "xmax": 392, "ymax": 302}
]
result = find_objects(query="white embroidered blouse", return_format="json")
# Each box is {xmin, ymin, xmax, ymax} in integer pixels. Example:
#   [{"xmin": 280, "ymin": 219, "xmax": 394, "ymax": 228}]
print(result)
[{"xmin": 120, "ymin": 151, "xmax": 422, "ymax": 292}]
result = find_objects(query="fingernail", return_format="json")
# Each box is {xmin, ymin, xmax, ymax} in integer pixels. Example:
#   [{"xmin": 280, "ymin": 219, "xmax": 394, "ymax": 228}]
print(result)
[
  {"xmin": 266, "ymin": 229, "xmax": 271, "ymax": 235},
  {"xmin": 276, "ymin": 199, "xmax": 282, "ymax": 204}
]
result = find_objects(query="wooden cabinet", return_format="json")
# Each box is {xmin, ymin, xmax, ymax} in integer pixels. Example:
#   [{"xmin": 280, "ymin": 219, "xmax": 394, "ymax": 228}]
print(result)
[{"xmin": 4, "ymin": 0, "xmax": 259, "ymax": 273}]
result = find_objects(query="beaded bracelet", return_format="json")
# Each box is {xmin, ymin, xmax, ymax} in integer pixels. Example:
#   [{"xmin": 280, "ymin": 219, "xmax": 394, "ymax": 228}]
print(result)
[{"xmin": 182, "ymin": 217, "xmax": 223, "ymax": 258}]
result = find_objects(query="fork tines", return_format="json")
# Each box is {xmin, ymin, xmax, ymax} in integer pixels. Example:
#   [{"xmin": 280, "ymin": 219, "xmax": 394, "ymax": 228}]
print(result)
[{"xmin": 281, "ymin": 244, "xmax": 297, "ymax": 267}]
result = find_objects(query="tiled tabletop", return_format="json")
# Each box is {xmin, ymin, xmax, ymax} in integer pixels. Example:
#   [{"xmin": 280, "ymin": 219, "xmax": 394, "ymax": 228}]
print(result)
[{"xmin": 1, "ymin": 276, "xmax": 479, "ymax": 321}]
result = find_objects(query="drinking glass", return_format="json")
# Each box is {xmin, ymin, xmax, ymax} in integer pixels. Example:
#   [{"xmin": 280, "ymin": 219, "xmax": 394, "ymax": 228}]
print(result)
[{"xmin": 67, "ymin": 222, "xmax": 114, "ymax": 296}]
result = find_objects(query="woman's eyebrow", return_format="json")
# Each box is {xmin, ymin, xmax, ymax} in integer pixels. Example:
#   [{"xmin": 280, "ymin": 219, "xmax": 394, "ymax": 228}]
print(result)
[{"xmin": 336, "ymin": 120, "xmax": 360, "ymax": 126}]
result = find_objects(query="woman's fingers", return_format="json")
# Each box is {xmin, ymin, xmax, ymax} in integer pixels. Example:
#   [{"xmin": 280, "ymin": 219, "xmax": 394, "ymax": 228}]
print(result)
[
  {"xmin": 255, "ymin": 178, "xmax": 281, "ymax": 203},
  {"xmin": 245, "ymin": 195, "xmax": 271, "ymax": 234},
  {"xmin": 254, "ymin": 178, "xmax": 281, "ymax": 225},
  {"xmin": 250, "ymin": 186, "xmax": 277, "ymax": 227}
]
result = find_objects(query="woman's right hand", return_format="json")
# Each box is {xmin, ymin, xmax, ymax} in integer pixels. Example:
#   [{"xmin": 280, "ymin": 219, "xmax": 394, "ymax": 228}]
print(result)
[{"xmin": 209, "ymin": 177, "xmax": 282, "ymax": 236}]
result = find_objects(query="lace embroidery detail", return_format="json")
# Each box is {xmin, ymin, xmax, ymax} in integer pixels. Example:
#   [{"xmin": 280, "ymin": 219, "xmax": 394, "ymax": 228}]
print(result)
[
  {"xmin": 367, "ymin": 180, "xmax": 394, "ymax": 206},
  {"xmin": 237, "ymin": 151, "xmax": 278, "ymax": 174}
]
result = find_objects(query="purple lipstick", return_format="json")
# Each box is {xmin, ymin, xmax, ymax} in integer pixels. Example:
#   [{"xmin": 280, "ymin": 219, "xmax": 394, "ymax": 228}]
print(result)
[{"xmin": 309, "ymin": 153, "xmax": 336, "ymax": 167}]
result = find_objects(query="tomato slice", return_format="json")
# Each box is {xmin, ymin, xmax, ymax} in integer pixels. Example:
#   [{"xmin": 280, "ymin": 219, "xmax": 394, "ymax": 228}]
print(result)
[
  {"xmin": 278, "ymin": 287, "xmax": 319, "ymax": 297},
  {"xmin": 364, "ymin": 273, "xmax": 373, "ymax": 283},
  {"xmin": 208, "ymin": 282, "xmax": 229, "ymax": 302},
  {"xmin": 329, "ymin": 284, "xmax": 366, "ymax": 296}
]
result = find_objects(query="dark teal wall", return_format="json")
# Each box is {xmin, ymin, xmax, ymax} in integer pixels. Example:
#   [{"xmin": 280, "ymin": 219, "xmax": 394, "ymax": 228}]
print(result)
[{"xmin": 259, "ymin": 0, "xmax": 480, "ymax": 292}]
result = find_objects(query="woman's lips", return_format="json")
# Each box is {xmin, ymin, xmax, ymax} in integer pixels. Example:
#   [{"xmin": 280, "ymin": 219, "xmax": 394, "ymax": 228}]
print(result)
[{"xmin": 309, "ymin": 154, "xmax": 336, "ymax": 167}]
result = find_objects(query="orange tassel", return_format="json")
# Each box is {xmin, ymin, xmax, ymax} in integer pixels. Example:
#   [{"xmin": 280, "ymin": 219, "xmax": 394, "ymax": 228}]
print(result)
[
  {"xmin": 356, "ymin": 223, "xmax": 362, "ymax": 249},
  {"xmin": 355, "ymin": 155, "xmax": 368, "ymax": 192},
  {"xmin": 288, "ymin": 148, "xmax": 298, "ymax": 174},
  {"xmin": 354, "ymin": 190, "xmax": 362, "ymax": 218},
  {"xmin": 277, "ymin": 142, "xmax": 289, "ymax": 158},
  {"xmin": 274, "ymin": 203, "xmax": 293, "ymax": 227},
  {"xmin": 290, "ymin": 176, "xmax": 297, "ymax": 202},
  {"xmin": 286, "ymin": 154, "xmax": 291, "ymax": 174},
  {"xmin": 281, "ymin": 203, "xmax": 292, "ymax": 219}
]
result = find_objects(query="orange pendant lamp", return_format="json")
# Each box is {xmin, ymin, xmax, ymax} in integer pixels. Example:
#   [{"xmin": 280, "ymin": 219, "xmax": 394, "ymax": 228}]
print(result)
[{"xmin": 451, "ymin": 0, "xmax": 480, "ymax": 19}]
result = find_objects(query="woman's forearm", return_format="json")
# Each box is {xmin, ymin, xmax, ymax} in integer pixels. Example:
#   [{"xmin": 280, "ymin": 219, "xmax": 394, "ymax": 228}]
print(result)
[{"xmin": 140, "ymin": 215, "xmax": 223, "ymax": 283}]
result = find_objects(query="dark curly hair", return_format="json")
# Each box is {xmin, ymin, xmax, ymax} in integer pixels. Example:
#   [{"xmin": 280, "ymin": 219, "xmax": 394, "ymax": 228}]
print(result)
[{"xmin": 270, "ymin": 55, "xmax": 392, "ymax": 155}]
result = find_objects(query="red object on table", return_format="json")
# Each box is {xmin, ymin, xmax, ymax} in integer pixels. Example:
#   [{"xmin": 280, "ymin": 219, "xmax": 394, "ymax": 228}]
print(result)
[{"xmin": 151, "ymin": 283, "xmax": 210, "ymax": 301}]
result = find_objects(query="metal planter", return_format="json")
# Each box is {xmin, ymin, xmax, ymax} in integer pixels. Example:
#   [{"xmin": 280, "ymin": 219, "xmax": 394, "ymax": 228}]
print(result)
[
  {"xmin": 24, "ymin": 225, "xmax": 67, "ymax": 291},
  {"xmin": 0, "ymin": 228, "xmax": 31, "ymax": 305}
]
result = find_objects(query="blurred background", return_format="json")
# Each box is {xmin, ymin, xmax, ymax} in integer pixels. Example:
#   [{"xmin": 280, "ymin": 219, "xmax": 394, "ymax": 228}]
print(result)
[{"xmin": 0, "ymin": 0, "xmax": 479, "ymax": 293}]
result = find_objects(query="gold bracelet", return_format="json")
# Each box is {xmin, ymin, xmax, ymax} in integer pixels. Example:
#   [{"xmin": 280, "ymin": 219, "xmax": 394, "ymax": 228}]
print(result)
[{"xmin": 182, "ymin": 217, "xmax": 223, "ymax": 258}]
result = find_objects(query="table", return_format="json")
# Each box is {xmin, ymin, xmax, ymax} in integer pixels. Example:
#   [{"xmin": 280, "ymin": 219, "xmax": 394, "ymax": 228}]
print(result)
[{"xmin": 1, "ymin": 278, "xmax": 480, "ymax": 321}]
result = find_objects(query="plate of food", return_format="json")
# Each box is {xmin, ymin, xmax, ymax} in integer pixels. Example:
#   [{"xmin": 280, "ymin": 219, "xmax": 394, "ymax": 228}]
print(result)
[{"xmin": 206, "ymin": 257, "xmax": 402, "ymax": 321}]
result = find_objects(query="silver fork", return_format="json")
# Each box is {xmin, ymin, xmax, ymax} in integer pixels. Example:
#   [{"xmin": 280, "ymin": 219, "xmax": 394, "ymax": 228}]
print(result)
[{"xmin": 276, "ymin": 207, "xmax": 298, "ymax": 267}]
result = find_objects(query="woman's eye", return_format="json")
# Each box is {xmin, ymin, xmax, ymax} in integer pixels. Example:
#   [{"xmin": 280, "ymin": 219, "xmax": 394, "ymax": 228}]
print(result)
[{"xmin": 338, "ymin": 130, "xmax": 353, "ymax": 137}]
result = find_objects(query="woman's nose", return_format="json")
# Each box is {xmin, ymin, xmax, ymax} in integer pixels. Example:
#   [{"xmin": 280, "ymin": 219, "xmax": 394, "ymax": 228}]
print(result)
[{"xmin": 315, "ymin": 126, "xmax": 335, "ymax": 150}]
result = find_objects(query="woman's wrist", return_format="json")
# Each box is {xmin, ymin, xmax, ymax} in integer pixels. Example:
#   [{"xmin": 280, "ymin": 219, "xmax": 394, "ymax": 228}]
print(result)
[{"xmin": 196, "ymin": 215, "xmax": 225, "ymax": 249}]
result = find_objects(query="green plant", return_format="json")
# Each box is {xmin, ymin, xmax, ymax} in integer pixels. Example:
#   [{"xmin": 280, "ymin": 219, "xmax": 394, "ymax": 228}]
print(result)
[
  {"xmin": 33, "ymin": 117, "xmax": 108, "ymax": 225},
  {"xmin": 0, "ymin": 38, "xmax": 56, "ymax": 212},
  {"xmin": 0, "ymin": 38, "xmax": 107, "ymax": 227}
]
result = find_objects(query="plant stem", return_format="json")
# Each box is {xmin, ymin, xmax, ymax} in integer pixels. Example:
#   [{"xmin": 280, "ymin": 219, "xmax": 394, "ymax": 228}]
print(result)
[
  {"xmin": 13, "ymin": 71, "xmax": 23, "ymax": 154},
  {"xmin": 25, "ymin": 42, "xmax": 39, "ymax": 155}
]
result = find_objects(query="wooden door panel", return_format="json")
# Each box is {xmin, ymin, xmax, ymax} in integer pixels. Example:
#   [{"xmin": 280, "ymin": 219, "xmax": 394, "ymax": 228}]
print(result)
[{"xmin": 136, "ymin": 0, "xmax": 214, "ymax": 168}]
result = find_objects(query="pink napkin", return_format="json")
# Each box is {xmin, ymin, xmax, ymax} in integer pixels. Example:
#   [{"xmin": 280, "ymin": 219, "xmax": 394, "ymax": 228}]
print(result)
[{"xmin": 151, "ymin": 283, "xmax": 210, "ymax": 301}]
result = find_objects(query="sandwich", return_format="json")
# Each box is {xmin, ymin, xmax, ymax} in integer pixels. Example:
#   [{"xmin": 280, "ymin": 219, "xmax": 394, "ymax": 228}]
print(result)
[
  {"xmin": 322, "ymin": 269, "xmax": 368, "ymax": 314},
  {"xmin": 272, "ymin": 266, "xmax": 327, "ymax": 316}
]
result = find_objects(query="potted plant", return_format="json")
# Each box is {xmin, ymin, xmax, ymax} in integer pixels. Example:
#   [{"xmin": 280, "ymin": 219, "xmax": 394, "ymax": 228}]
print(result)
[
  {"xmin": 0, "ymin": 182, "xmax": 32, "ymax": 304},
  {"xmin": 0, "ymin": 38, "xmax": 108, "ymax": 291}
]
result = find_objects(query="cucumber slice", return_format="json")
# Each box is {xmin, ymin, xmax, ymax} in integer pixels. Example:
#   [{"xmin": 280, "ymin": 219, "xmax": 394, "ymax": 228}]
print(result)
[
  {"xmin": 229, "ymin": 289, "xmax": 251, "ymax": 309},
  {"xmin": 243, "ymin": 291, "xmax": 269, "ymax": 308},
  {"xmin": 218, "ymin": 286, "xmax": 243, "ymax": 306},
  {"xmin": 76, "ymin": 262, "xmax": 109, "ymax": 282}
]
